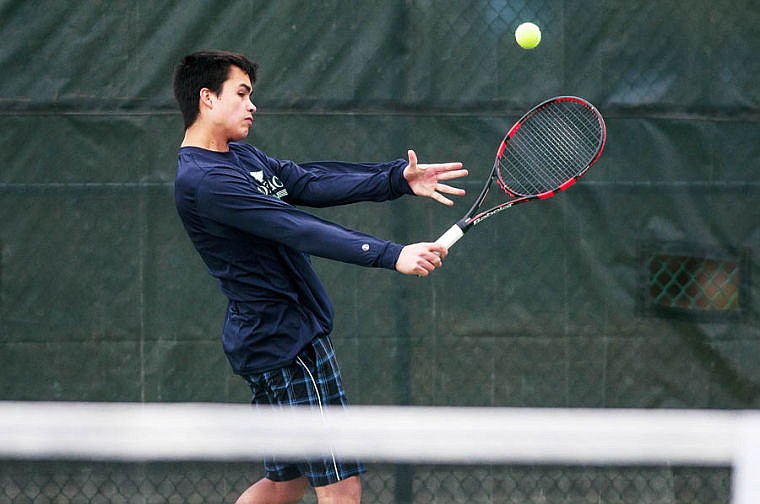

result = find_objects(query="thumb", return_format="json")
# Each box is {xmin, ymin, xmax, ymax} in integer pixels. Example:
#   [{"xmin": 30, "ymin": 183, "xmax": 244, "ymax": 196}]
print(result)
[{"xmin": 407, "ymin": 149, "xmax": 418, "ymax": 169}]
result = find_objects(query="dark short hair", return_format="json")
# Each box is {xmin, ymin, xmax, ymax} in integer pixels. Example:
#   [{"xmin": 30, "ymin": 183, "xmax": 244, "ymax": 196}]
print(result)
[{"xmin": 173, "ymin": 50, "xmax": 258, "ymax": 129}]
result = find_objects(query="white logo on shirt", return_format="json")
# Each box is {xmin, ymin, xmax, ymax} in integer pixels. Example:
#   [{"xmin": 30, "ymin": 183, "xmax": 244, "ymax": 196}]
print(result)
[{"xmin": 249, "ymin": 171, "xmax": 288, "ymax": 199}]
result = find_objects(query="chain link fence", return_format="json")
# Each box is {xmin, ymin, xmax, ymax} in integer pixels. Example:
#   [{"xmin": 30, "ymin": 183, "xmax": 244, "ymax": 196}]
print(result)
[
  {"xmin": 639, "ymin": 242, "xmax": 751, "ymax": 323},
  {"xmin": 0, "ymin": 461, "xmax": 731, "ymax": 504}
]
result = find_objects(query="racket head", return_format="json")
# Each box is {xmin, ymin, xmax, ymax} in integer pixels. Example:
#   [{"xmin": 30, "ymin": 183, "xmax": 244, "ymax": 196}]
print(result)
[{"xmin": 496, "ymin": 96, "xmax": 606, "ymax": 200}]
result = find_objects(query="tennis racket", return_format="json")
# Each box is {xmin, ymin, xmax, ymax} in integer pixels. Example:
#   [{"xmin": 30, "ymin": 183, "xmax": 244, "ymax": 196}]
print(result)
[{"xmin": 436, "ymin": 96, "xmax": 606, "ymax": 249}]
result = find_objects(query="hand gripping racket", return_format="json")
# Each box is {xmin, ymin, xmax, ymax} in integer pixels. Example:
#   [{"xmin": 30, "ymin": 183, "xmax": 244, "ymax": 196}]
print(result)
[{"xmin": 436, "ymin": 96, "xmax": 606, "ymax": 249}]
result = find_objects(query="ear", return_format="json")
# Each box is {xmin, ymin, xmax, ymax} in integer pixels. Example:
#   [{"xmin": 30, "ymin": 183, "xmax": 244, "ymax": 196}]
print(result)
[{"xmin": 199, "ymin": 88, "xmax": 214, "ymax": 110}]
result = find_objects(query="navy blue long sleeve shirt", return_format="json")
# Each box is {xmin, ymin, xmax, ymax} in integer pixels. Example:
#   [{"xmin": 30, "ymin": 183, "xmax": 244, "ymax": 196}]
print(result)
[{"xmin": 174, "ymin": 142, "xmax": 412, "ymax": 374}]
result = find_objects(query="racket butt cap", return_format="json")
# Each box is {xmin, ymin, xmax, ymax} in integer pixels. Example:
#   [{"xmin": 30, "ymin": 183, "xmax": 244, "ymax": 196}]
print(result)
[{"xmin": 435, "ymin": 225, "xmax": 465, "ymax": 249}]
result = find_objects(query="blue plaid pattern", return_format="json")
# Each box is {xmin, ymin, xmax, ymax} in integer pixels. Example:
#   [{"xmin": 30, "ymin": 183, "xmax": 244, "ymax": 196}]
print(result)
[{"xmin": 242, "ymin": 335, "xmax": 365, "ymax": 487}]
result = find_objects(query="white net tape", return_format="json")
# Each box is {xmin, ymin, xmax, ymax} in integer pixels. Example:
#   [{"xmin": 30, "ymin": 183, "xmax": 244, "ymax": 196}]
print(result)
[{"xmin": 1, "ymin": 402, "xmax": 758, "ymax": 503}]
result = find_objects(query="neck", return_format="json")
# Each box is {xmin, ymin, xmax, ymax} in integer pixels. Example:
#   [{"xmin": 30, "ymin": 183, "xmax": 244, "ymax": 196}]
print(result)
[{"xmin": 181, "ymin": 125, "xmax": 230, "ymax": 152}]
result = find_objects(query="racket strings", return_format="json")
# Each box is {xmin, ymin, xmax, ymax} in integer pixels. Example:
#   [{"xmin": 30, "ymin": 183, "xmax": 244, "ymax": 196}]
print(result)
[
  {"xmin": 507, "ymin": 107, "xmax": 596, "ymax": 192},
  {"xmin": 499, "ymin": 101, "xmax": 603, "ymax": 196},
  {"xmin": 504, "ymin": 105, "xmax": 599, "ymax": 193},
  {"xmin": 524, "ymin": 107, "xmax": 596, "ymax": 186}
]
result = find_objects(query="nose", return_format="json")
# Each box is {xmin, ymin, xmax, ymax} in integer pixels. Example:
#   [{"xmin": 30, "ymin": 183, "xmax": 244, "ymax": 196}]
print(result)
[{"xmin": 248, "ymin": 98, "xmax": 256, "ymax": 112}]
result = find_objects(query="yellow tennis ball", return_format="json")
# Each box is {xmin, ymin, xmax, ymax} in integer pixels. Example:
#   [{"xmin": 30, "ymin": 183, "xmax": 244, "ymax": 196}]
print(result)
[{"xmin": 515, "ymin": 22, "xmax": 541, "ymax": 49}]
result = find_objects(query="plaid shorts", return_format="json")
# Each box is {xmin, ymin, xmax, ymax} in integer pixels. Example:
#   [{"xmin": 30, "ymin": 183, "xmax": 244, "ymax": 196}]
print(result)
[{"xmin": 242, "ymin": 335, "xmax": 365, "ymax": 487}]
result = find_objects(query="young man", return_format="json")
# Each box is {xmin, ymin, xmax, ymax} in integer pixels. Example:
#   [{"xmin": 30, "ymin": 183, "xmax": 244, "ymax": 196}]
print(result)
[{"xmin": 172, "ymin": 51, "xmax": 467, "ymax": 504}]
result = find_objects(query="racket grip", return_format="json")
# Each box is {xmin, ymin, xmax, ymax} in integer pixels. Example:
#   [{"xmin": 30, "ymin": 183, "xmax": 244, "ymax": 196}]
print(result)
[{"xmin": 435, "ymin": 224, "xmax": 465, "ymax": 249}]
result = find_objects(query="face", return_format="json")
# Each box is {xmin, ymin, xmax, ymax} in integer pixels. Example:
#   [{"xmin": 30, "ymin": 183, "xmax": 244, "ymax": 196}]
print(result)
[{"xmin": 207, "ymin": 65, "xmax": 256, "ymax": 142}]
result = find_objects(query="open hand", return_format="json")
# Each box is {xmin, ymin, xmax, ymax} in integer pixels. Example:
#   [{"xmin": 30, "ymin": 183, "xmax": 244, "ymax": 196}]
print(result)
[{"xmin": 403, "ymin": 150, "xmax": 468, "ymax": 206}]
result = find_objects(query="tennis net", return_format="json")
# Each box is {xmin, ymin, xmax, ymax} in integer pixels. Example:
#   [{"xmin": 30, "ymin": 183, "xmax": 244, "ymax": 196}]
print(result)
[{"xmin": 1, "ymin": 402, "xmax": 757, "ymax": 503}]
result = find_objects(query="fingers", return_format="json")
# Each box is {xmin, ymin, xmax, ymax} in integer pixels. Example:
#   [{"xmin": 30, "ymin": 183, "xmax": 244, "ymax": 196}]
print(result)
[
  {"xmin": 403, "ymin": 151, "xmax": 468, "ymax": 204},
  {"xmin": 414, "ymin": 249, "xmax": 445, "ymax": 276},
  {"xmin": 430, "ymin": 192, "xmax": 454, "ymax": 206},
  {"xmin": 418, "ymin": 163, "xmax": 468, "ymax": 206},
  {"xmin": 428, "ymin": 183, "xmax": 466, "ymax": 206},
  {"xmin": 430, "ymin": 243, "xmax": 447, "ymax": 258},
  {"xmin": 435, "ymin": 168, "xmax": 469, "ymax": 181},
  {"xmin": 418, "ymin": 162, "xmax": 465, "ymax": 174},
  {"xmin": 413, "ymin": 158, "xmax": 466, "ymax": 180},
  {"xmin": 436, "ymin": 183, "xmax": 466, "ymax": 196},
  {"xmin": 399, "ymin": 243, "xmax": 448, "ymax": 276}
]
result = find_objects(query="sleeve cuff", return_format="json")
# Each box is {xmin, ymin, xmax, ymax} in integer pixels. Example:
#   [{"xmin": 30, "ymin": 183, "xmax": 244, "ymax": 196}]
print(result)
[
  {"xmin": 389, "ymin": 159, "xmax": 415, "ymax": 197},
  {"xmin": 376, "ymin": 241, "xmax": 404, "ymax": 270}
]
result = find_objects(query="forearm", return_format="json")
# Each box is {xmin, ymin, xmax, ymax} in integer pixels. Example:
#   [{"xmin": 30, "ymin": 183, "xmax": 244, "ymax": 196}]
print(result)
[
  {"xmin": 273, "ymin": 211, "xmax": 403, "ymax": 269},
  {"xmin": 282, "ymin": 158, "xmax": 413, "ymax": 207}
]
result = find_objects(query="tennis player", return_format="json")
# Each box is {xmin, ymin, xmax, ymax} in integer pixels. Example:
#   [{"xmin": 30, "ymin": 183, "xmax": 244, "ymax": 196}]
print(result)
[{"xmin": 172, "ymin": 50, "xmax": 467, "ymax": 504}]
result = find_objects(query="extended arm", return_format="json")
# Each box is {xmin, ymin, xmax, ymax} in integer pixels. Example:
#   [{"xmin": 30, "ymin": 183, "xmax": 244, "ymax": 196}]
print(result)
[
  {"xmin": 197, "ymin": 170, "xmax": 403, "ymax": 269},
  {"xmin": 262, "ymin": 147, "xmax": 467, "ymax": 208}
]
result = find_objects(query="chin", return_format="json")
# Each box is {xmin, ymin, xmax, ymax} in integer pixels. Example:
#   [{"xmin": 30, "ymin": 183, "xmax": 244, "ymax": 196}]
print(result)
[{"xmin": 229, "ymin": 132, "xmax": 250, "ymax": 142}]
